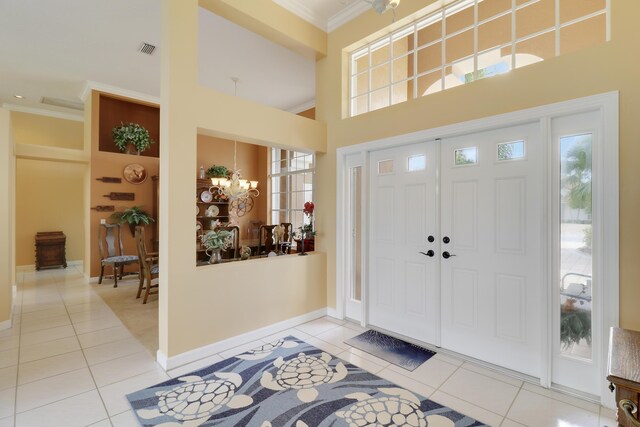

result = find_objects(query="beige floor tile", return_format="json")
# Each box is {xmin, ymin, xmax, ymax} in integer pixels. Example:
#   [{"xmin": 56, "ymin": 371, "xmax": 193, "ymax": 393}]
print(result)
[
  {"xmin": 338, "ymin": 349, "xmax": 386, "ymax": 374},
  {"xmin": 0, "ymin": 388, "xmax": 15, "ymax": 419},
  {"xmin": 20, "ymin": 325, "xmax": 75, "ymax": 346},
  {"xmin": 295, "ymin": 317, "xmax": 343, "ymax": 336},
  {"xmin": 15, "ymin": 367, "xmax": 95, "ymax": 413},
  {"xmin": 260, "ymin": 328, "xmax": 311, "ymax": 343},
  {"xmin": 430, "ymin": 390, "xmax": 504, "ymax": 426},
  {"xmin": 19, "ymin": 336, "xmax": 80, "ymax": 364},
  {"xmin": 83, "ymin": 337, "xmax": 147, "ymax": 366},
  {"xmin": 18, "ymin": 350, "xmax": 87, "ymax": 385},
  {"xmin": 377, "ymin": 367, "xmax": 436, "ymax": 399},
  {"xmin": 507, "ymin": 389, "xmax": 599, "ymax": 427},
  {"xmin": 20, "ymin": 302, "xmax": 65, "ymax": 314},
  {"xmin": 99, "ymin": 368, "xmax": 169, "ymax": 416},
  {"xmin": 72, "ymin": 315, "xmax": 123, "ymax": 335},
  {"xmin": 19, "ymin": 307, "xmax": 68, "ymax": 323},
  {"xmin": 439, "ymin": 367, "xmax": 520, "ymax": 416},
  {"xmin": 0, "ymin": 348, "xmax": 19, "ymax": 369},
  {"xmin": 110, "ymin": 409, "xmax": 140, "ymax": 427},
  {"xmin": 316, "ymin": 325, "xmax": 363, "ymax": 351},
  {"xmin": 19, "ymin": 314, "xmax": 71, "ymax": 334},
  {"xmin": 15, "ymin": 390, "xmax": 107, "ymax": 427},
  {"xmin": 0, "ymin": 365, "xmax": 17, "ymax": 391},
  {"xmin": 77, "ymin": 325, "xmax": 133, "ymax": 349},
  {"xmin": 87, "ymin": 419, "xmax": 112, "ymax": 427},
  {"xmin": 341, "ymin": 321, "xmax": 368, "ymax": 333},
  {"xmin": 387, "ymin": 356, "xmax": 459, "ymax": 389},
  {"xmin": 0, "ymin": 416, "xmax": 13, "ymax": 427},
  {"xmin": 461, "ymin": 362, "xmax": 524, "ymax": 387},
  {"xmin": 167, "ymin": 354, "xmax": 224, "ymax": 379},
  {"xmin": 90, "ymin": 351, "xmax": 160, "ymax": 387},
  {"xmin": 522, "ymin": 382, "xmax": 601, "ymax": 413},
  {"xmin": 432, "ymin": 352, "xmax": 465, "ymax": 367},
  {"xmin": 0, "ymin": 334, "xmax": 20, "ymax": 351},
  {"xmin": 0, "ymin": 326, "xmax": 20, "ymax": 339},
  {"xmin": 500, "ymin": 419, "xmax": 527, "ymax": 426},
  {"xmin": 65, "ymin": 301, "xmax": 108, "ymax": 314},
  {"xmin": 303, "ymin": 336, "xmax": 345, "ymax": 356},
  {"xmin": 69, "ymin": 307, "xmax": 117, "ymax": 324}
]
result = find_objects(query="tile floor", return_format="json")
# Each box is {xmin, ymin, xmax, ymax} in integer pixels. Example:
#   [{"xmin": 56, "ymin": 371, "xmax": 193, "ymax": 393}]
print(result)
[{"xmin": 0, "ymin": 266, "xmax": 618, "ymax": 426}]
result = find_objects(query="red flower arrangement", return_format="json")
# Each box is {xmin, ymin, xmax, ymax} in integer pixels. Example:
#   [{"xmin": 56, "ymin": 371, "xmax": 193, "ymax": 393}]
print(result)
[{"xmin": 303, "ymin": 201, "xmax": 315, "ymax": 216}]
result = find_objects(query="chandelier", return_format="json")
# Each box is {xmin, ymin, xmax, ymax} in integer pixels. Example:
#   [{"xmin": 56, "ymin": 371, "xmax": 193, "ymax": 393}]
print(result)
[{"xmin": 208, "ymin": 78, "xmax": 259, "ymax": 215}]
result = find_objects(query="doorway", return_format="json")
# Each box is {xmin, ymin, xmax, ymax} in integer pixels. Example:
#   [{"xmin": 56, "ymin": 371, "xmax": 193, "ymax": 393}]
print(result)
[{"xmin": 336, "ymin": 92, "xmax": 619, "ymax": 403}]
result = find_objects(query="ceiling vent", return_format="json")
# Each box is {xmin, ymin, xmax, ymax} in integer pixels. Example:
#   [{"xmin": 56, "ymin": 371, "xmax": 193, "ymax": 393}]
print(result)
[
  {"xmin": 139, "ymin": 42, "xmax": 156, "ymax": 55},
  {"xmin": 40, "ymin": 97, "xmax": 84, "ymax": 111}
]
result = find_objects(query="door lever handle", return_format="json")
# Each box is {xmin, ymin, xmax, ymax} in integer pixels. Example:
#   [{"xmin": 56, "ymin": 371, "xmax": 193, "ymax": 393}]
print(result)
[
  {"xmin": 419, "ymin": 250, "xmax": 435, "ymax": 257},
  {"xmin": 442, "ymin": 251, "xmax": 456, "ymax": 259}
]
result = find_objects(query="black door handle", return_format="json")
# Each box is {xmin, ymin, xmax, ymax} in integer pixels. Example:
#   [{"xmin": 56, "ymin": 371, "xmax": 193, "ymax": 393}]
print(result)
[
  {"xmin": 427, "ymin": 235, "xmax": 435, "ymax": 243},
  {"xmin": 443, "ymin": 236, "xmax": 450, "ymax": 244},
  {"xmin": 442, "ymin": 251, "xmax": 456, "ymax": 259},
  {"xmin": 419, "ymin": 250, "xmax": 435, "ymax": 257}
]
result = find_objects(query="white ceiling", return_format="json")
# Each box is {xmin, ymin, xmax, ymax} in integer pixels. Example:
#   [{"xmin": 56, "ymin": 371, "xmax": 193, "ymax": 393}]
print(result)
[
  {"xmin": 272, "ymin": 0, "xmax": 370, "ymax": 32},
  {"xmin": 0, "ymin": 0, "xmax": 332, "ymax": 118}
]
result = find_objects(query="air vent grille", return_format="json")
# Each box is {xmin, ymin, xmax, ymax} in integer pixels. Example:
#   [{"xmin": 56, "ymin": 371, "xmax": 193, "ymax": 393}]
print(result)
[
  {"xmin": 40, "ymin": 97, "xmax": 84, "ymax": 111},
  {"xmin": 139, "ymin": 43, "xmax": 156, "ymax": 55}
]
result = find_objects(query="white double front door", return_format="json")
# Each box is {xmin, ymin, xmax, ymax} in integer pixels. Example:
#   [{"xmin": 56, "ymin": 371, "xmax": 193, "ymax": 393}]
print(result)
[{"xmin": 369, "ymin": 122, "xmax": 543, "ymax": 377}]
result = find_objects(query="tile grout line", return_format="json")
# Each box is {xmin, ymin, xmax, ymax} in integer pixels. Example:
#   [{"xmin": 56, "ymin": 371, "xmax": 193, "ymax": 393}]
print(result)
[
  {"xmin": 12, "ymin": 269, "xmax": 25, "ymax": 427},
  {"xmin": 54, "ymin": 268, "xmax": 114, "ymax": 426},
  {"xmin": 499, "ymin": 382, "xmax": 525, "ymax": 426}
]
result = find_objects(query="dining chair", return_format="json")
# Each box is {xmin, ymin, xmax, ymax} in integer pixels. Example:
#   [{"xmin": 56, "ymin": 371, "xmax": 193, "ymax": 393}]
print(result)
[
  {"xmin": 248, "ymin": 220, "xmax": 263, "ymax": 240},
  {"xmin": 280, "ymin": 222, "xmax": 293, "ymax": 254},
  {"xmin": 134, "ymin": 226, "xmax": 158, "ymax": 304},
  {"xmin": 98, "ymin": 223, "xmax": 138, "ymax": 287},
  {"xmin": 258, "ymin": 224, "xmax": 277, "ymax": 254},
  {"xmin": 218, "ymin": 225, "xmax": 240, "ymax": 259}
]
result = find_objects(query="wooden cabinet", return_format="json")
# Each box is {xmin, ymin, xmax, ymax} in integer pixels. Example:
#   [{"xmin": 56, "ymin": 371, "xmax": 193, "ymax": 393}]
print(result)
[
  {"xmin": 35, "ymin": 232, "xmax": 67, "ymax": 270},
  {"xmin": 607, "ymin": 327, "xmax": 640, "ymax": 427},
  {"xmin": 196, "ymin": 179, "xmax": 230, "ymax": 263}
]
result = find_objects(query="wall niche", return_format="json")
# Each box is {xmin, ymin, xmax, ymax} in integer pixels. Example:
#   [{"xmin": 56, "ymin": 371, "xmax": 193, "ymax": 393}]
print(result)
[{"xmin": 98, "ymin": 94, "xmax": 160, "ymax": 158}]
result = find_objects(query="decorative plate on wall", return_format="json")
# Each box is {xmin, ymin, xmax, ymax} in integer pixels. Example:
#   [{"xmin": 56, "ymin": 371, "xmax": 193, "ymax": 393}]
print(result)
[
  {"xmin": 123, "ymin": 163, "xmax": 147, "ymax": 184},
  {"xmin": 200, "ymin": 190, "xmax": 213, "ymax": 203}
]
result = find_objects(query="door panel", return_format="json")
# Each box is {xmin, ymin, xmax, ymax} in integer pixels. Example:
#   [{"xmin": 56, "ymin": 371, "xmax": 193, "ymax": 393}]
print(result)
[
  {"xmin": 369, "ymin": 142, "xmax": 439, "ymax": 345},
  {"xmin": 440, "ymin": 122, "xmax": 543, "ymax": 377}
]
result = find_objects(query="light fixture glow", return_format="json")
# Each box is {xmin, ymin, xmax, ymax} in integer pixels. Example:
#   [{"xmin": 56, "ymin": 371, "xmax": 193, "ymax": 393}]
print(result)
[{"xmin": 13, "ymin": 95, "xmax": 24, "ymax": 99}]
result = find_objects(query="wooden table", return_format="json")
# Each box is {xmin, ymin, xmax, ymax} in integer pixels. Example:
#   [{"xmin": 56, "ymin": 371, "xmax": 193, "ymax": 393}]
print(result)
[{"xmin": 607, "ymin": 327, "xmax": 640, "ymax": 426}]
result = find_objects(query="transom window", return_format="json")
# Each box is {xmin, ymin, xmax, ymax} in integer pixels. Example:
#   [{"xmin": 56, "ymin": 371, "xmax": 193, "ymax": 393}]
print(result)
[
  {"xmin": 270, "ymin": 149, "xmax": 314, "ymax": 232},
  {"xmin": 349, "ymin": 0, "xmax": 609, "ymax": 117}
]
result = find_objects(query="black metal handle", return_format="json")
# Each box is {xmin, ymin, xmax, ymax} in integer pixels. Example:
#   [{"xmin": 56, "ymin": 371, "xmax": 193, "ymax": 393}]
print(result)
[
  {"xmin": 442, "ymin": 251, "xmax": 456, "ymax": 259},
  {"xmin": 443, "ymin": 236, "xmax": 450, "ymax": 244},
  {"xmin": 427, "ymin": 235, "xmax": 435, "ymax": 243},
  {"xmin": 419, "ymin": 250, "xmax": 435, "ymax": 257}
]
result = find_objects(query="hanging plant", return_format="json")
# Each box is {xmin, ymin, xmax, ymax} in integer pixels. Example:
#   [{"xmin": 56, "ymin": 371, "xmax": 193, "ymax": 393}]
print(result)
[
  {"xmin": 112, "ymin": 122, "xmax": 155, "ymax": 154},
  {"xmin": 560, "ymin": 305, "xmax": 592, "ymax": 349}
]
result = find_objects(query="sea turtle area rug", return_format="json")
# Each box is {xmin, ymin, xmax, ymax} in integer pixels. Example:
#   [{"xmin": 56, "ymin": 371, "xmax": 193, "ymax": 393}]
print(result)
[
  {"xmin": 127, "ymin": 336, "xmax": 487, "ymax": 427},
  {"xmin": 344, "ymin": 330, "xmax": 436, "ymax": 371}
]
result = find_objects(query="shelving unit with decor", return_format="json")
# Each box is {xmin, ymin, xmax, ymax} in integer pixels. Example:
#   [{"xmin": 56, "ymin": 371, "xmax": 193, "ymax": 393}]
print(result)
[{"xmin": 196, "ymin": 178, "xmax": 230, "ymax": 263}]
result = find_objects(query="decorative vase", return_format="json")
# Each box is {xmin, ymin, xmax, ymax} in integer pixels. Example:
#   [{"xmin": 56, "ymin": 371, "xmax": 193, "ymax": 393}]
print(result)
[
  {"xmin": 126, "ymin": 143, "xmax": 140, "ymax": 155},
  {"xmin": 207, "ymin": 248, "xmax": 222, "ymax": 264}
]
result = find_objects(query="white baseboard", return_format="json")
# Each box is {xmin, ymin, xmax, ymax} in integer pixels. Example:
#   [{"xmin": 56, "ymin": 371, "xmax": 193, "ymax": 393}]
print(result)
[
  {"xmin": 156, "ymin": 308, "xmax": 328, "ymax": 370},
  {"xmin": 17, "ymin": 260, "xmax": 82, "ymax": 272},
  {"xmin": 326, "ymin": 307, "xmax": 340, "ymax": 319}
]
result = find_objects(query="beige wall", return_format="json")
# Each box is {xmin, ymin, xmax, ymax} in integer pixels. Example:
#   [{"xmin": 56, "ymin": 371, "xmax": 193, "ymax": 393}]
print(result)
[
  {"xmin": 316, "ymin": 1, "xmax": 640, "ymax": 331},
  {"xmin": 0, "ymin": 109, "xmax": 16, "ymax": 325},
  {"xmin": 11, "ymin": 112, "xmax": 86, "ymax": 267},
  {"xmin": 159, "ymin": 0, "xmax": 327, "ymax": 358},
  {"xmin": 11, "ymin": 112, "xmax": 83, "ymax": 150},
  {"xmin": 197, "ymin": 136, "xmax": 268, "ymax": 237},
  {"xmin": 15, "ymin": 159, "xmax": 85, "ymax": 265}
]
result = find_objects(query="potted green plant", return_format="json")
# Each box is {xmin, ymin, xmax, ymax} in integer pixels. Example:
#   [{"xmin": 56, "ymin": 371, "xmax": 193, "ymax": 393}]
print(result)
[
  {"xmin": 205, "ymin": 164, "xmax": 229, "ymax": 179},
  {"xmin": 111, "ymin": 206, "xmax": 155, "ymax": 236},
  {"xmin": 112, "ymin": 122, "xmax": 155, "ymax": 155},
  {"xmin": 200, "ymin": 223, "xmax": 233, "ymax": 264}
]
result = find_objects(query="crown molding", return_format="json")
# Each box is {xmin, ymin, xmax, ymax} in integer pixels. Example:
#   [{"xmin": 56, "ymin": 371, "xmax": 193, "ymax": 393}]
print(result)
[
  {"xmin": 81, "ymin": 81, "xmax": 160, "ymax": 105},
  {"xmin": 328, "ymin": 1, "xmax": 370, "ymax": 32},
  {"xmin": 288, "ymin": 99, "xmax": 316, "ymax": 114},
  {"xmin": 1, "ymin": 103, "xmax": 83, "ymax": 122},
  {"xmin": 272, "ymin": 0, "xmax": 327, "ymax": 31}
]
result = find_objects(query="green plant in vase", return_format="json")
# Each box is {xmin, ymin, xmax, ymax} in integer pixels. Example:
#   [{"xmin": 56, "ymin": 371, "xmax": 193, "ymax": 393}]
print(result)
[
  {"xmin": 112, "ymin": 122, "xmax": 155, "ymax": 155},
  {"xmin": 200, "ymin": 223, "xmax": 233, "ymax": 264},
  {"xmin": 111, "ymin": 206, "xmax": 154, "ymax": 236},
  {"xmin": 205, "ymin": 164, "xmax": 229, "ymax": 179}
]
